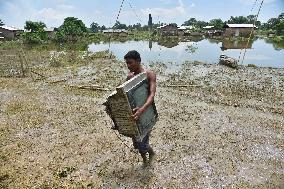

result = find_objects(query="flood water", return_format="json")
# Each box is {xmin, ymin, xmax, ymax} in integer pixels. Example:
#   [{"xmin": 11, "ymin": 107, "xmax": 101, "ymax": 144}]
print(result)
[{"xmin": 88, "ymin": 38, "xmax": 284, "ymax": 68}]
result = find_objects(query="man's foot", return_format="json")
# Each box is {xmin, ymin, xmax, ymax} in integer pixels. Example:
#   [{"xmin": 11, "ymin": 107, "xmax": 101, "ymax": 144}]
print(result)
[
  {"xmin": 142, "ymin": 161, "xmax": 148, "ymax": 168},
  {"xmin": 148, "ymin": 148, "xmax": 156, "ymax": 165},
  {"xmin": 141, "ymin": 153, "xmax": 148, "ymax": 168}
]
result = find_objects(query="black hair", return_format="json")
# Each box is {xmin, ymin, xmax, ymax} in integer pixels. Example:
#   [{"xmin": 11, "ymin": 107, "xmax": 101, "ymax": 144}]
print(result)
[{"xmin": 124, "ymin": 50, "xmax": 141, "ymax": 62}]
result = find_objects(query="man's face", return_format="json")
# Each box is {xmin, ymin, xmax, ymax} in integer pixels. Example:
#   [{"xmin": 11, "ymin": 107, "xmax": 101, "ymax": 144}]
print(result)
[{"xmin": 125, "ymin": 58, "xmax": 140, "ymax": 72}]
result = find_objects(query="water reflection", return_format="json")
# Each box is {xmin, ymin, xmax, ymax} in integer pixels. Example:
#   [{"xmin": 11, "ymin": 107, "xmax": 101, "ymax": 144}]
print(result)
[
  {"xmin": 207, "ymin": 38, "xmax": 221, "ymax": 44},
  {"xmin": 157, "ymin": 40, "xmax": 179, "ymax": 48},
  {"xmin": 264, "ymin": 38, "xmax": 284, "ymax": 51},
  {"xmin": 185, "ymin": 43, "xmax": 198, "ymax": 54},
  {"xmin": 87, "ymin": 38, "xmax": 283, "ymax": 68},
  {"xmin": 221, "ymin": 39, "xmax": 253, "ymax": 51},
  {"xmin": 149, "ymin": 40, "xmax": 152, "ymax": 50}
]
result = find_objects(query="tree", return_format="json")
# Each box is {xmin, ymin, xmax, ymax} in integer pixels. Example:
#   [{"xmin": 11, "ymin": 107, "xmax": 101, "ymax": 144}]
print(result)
[
  {"xmin": 182, "ymin": 18, "xmax": 197, "ymax": 26},
  {"xmin": 267, "ymin": 18, "xmax": 280, "ymax": 30},
  {"xmin": 195, "ymin": 21, "xmax": 208, "ymax": 28},
  {"xmin": 246, "ymin": 15, "xmax": 261, "ymax": 27},
  {"xmin": 132, "ymin": 23, "xmax": 142, "ymax": 30},
  {"xmin": 275, "ymin": 20, "xmax": 284, "ymax": 34},
  {"xmin": 261, "ymin": 13, "xmax": 284, "ymax": 30},
  {"xmin": 169, "ymin": 23, "xmax": 178, "ymax": 27},
  {"xmin": 247, "ymin": 15, "xmax": 256, "ymax": 23},
  {"xmin": 90, "ymin": 22, "xmax": 99, "ymax": 32},
  {"xmin": 227, "ymin": 16, "xmax": 248, "ymax": 24},
  {"xmin": 152, "ymin": 23, "xmax": 161, "ymax": 29},
  {"xmin": 24, "ymin": 21, "xmax": 46, "ymax": 32},
  {"xmin": 113, "ymin": 21, "xmax": 127, "ymax": 29},
  {"xmin": 141, "ymin": 25, "xmax": 149, "ymax": 31},
  {"xmin": 182, "ymin": 18, "xmax": 208, "ymax": 29},
  {"xmin": 276, "ymin": 13, "xmax": 284, "ymax": 34},
  {"xmin": 278, "ymin": 12, "xmax": 284, "ymax": 20},
  {"xmin": 56, "ymin": 17, "xmax": 87, "ymax": 42},
  {"xmin": 22, "ymin": 21, "xmax": 47, "ymax": 44},
  {"xmin": 209, "ymin": 19, "xmax": 224, "ymax": 29},
  {"xmin": 101, "ymin": 25, "xmax": 106, "ymax": 30},
  {"xmin": 0, "ymin": 19, "xmax": 4, "ymax": 26}
]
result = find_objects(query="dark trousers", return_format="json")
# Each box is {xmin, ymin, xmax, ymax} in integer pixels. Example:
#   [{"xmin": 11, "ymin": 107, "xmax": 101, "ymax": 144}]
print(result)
[{"xmin": 132, "ymin": 133, "xmax": 150, "ymax": 154}]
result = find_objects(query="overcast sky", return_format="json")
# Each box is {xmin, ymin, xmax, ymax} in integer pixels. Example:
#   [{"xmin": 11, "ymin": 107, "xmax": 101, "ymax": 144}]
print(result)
[{"xmin": 0, "ymin": 0, "xmax": 283, "ymax": 28}]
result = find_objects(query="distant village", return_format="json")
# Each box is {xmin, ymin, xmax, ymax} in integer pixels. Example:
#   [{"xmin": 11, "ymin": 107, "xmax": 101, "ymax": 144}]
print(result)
[
  {"xmin": 0, "ymin": 23, "xmax": 259, "ymax": 41},
  {"xmin": 0, "ymin": 13, "xmax": 283, "ymax": 41}
]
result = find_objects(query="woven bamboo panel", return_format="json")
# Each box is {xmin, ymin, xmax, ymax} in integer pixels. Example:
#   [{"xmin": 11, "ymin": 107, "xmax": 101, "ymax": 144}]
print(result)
[{"xmin": 105, "ymin": 72, "xmax": 158, "ymax": 141}]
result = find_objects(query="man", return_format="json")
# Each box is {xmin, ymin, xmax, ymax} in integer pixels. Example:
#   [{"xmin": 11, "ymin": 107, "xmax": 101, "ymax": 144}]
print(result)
[{"xmin": 124, "ymin": 50, "xmax": 157, "ymax": 166}]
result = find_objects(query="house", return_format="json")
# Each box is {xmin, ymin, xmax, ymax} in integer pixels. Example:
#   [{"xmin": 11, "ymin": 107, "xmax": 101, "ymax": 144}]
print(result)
[
  {"xmin": 102, "ymin": 29, "xmax": 128, "ymax": 37},
  {"xmin": 223, "ymin": 24, "xmax": 257, "ymax": 37},
  {"xmin": 0, "ymin": 25, "xmax": 23, "ymax": 40},
  {"xmin": 24, "ymin": 27, "xmax": 57, "ymax": 38},
  {"xmin": 177, "ymin": 26, "xmax": 186, "ymax": 36},
  {"xmin": 44, "ymin": 27, "xmax": 56, "ymax": 38},
  {"xmin": 203, "ymin": 26, "xmax": 223, "ymax": 36},
  {"xmin": 203, "ymin": 25, "xmax": 215, "ymax": 36},
  {"xmin": 0, "ymin": 32, "xmax": 4, "ymax": 40},
  {"xmin": 177, "ymin": 26, "xmax": 195, "ymax": 36},
  {"xmin": 157, "ymin": 24, "xmax": 179, "ymax": 36}
]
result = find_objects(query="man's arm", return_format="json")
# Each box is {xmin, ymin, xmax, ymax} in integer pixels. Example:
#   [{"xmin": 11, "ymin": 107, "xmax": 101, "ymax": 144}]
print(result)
[
  {"xmin": 132, "ymin": 70, "xmax": 156, "ymax": 121},
  {"xmin": 126, "ymin": 72, "xmax": 134, "ymax": 81}
]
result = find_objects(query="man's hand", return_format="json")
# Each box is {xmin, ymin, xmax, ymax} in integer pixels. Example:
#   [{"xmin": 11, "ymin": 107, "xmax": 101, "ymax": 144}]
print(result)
[{"xmin": 132, "ymin": 107, "xmax": 145, "ymax": 121}]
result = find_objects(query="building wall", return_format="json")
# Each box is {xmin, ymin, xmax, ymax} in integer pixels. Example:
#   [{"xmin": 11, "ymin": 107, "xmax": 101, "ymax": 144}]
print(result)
[
  {"xmin": 158, "ymin": 25, "xmax": 179, "ymax": 36},
  {"xmin": 0, "ymin": 32, "xmax": 4, "ymax": 40},
  {"xmin": 0, "ymin": 28, "xmax": 15, "ymax": 40},
  {"xmin": 223, "ymin": 28, "xmax": 254, "ymax": 37},
  {"xmin": 0, "ymin": 28, "xmax": 23, "ymax": 40},
  {"xmin": 178, "ymin": 30, "xmax": 185, "ymax": 36},
  {"xmin": 46, "ymin": 31, "xmax": 55, "ymax": 38}
]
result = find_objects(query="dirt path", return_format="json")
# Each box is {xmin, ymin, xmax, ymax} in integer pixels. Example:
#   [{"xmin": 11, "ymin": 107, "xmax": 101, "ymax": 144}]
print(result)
[{"xmin": 0, "ymin": 52, "xmax": 283, "ymax": 188}]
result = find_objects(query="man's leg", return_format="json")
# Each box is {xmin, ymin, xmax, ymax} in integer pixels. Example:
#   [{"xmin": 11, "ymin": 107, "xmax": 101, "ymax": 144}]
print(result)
[
  {"xmin": 133, "ymin": 133, "xmax": 155, "ymax": 166},
  {"xmin": 145, "ymin": 132, "xmax": 155, "ymax": 165},
  {"xmin": 140, "ymin": 152, "xmax": 148, "ymax": 165},
  {"xmin": 132, "ymin": 137, "xmax": 148, "ymax": 165},
  {"xmin": 148, "ymin": 146, "xmax": 156, "ymax": 165}
]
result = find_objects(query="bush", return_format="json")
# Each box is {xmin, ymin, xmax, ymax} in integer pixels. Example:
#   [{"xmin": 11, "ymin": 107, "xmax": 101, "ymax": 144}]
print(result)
[
  {"xmin": 55, "ymin": 17, "xmax": 88, "ymax": 42},
  {"xmin": 22, "ymin": 21, "xmax": 47, "ymax": 44}
]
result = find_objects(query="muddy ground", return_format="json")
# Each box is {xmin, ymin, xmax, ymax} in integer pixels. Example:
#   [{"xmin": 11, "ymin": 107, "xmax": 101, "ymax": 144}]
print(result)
[{"xmin": 0, "ymin": 49, "xmax": 283, "ymax": 188}]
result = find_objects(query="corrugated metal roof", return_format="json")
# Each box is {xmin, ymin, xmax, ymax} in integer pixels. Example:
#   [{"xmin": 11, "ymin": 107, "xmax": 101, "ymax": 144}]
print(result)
[
  {"xmin": 157, "ymin": 25, "xmax": 167, "ymax": 29},
  {"xmin": 44, "ymin": 27, "xmax": 55, "ymax": 32},
  {"xmin": 102, "ymin": 29, "xmax": 127, "ymax": 33},
  {"xmin": 203, "ymin": 26, "xmax": 214, "ymax": 29},
  {"xmin": 178, "ymin": 26, "xmax": 187, "ymax": 30},
  {"xmin": 0, "ymin": 25, "xmax": 22, "ymax": 31},
  {"xmin": 225, "ymin": 24, "xmax": 256, "ymax": 28},
  {"xmin": 157, "ymin": 24, "xmax": 178, "ymax": 29}
]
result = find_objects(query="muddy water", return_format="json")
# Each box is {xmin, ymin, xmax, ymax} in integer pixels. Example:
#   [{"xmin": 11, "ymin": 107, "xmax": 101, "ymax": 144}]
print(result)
[{"xmin": 88, "ymin": 38, "xmax": 284, "ymax": 68}]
